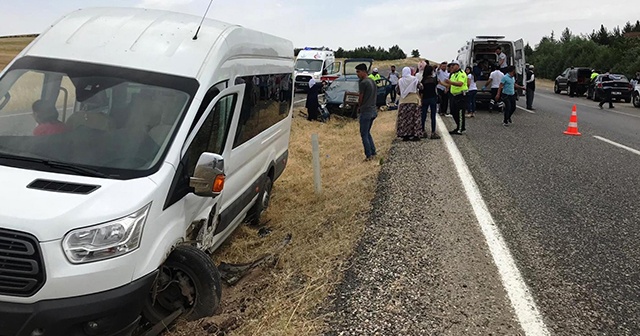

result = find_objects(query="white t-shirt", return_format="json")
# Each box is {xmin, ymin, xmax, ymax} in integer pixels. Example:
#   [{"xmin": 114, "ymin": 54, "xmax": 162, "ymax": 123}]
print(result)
[
  {"xmin": 468, "ymin": 74, "xmax": 477, "ymax": 91},
  {"xmin": 498, "ymin": 52, "xmax": 507, "ymax": 68},
  {"xmin": 489, "ymin": 70, "xmax": 504, "ymax": 88},
  {"xmin": 436, "ymin": 69, "xmax": 449, "ymax": 90}
]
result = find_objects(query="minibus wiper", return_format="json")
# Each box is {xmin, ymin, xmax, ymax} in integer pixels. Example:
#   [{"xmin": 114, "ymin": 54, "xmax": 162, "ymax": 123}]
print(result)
[{"xmin": 0, "ymin": 154, "xmax": 109, "ymax": 178}]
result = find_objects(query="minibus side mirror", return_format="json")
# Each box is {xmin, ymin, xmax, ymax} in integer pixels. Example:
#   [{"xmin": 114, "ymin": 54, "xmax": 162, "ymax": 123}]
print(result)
[{"xmin": 190, "ymin": 153, "xmax": 225, "ymax": 198}]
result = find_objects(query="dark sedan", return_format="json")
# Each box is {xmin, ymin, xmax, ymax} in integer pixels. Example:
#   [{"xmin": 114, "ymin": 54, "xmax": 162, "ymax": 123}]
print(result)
[{"xmin": 587, "ymin": 74, "xmax": 633, "ymax": 103}]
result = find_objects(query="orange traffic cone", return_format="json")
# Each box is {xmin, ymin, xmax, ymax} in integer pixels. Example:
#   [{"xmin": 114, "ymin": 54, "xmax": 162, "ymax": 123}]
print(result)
[{"xmin": 563, "ymin": 104, "xmax": 581, "ymax": 136}]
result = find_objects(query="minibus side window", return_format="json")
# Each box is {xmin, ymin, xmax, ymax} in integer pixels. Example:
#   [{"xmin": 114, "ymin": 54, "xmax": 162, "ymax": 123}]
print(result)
[
  {"xmin": 185, "ymin": 94, "xmax": 237, "ymax": 176},
  {"xmin": 233, "ymin": 73, "xmax": 292, "ymax": 148}
]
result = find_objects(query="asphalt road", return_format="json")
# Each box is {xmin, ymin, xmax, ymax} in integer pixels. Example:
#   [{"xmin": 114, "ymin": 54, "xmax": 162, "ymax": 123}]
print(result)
[{"xmin": 440, "ymin": 86, "xmax": 640, "ymax": 335}]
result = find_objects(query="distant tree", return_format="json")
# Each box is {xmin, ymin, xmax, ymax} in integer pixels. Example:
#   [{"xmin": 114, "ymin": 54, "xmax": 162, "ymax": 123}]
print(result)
[
  {"xmin": 335, "ymin": 47, "xmax": 345, "ymax": 58},
  {"xmin": 634, "ymin": 20, "xmax": 640, "ymax": 32},
  {"xmin": 623, "ymin": 21, "xmax": 634, "ymax": 34},
  {"xmin": 411, "ymin": 49, "xmax": 420, "ymax": 57},
  {"xmin": 524, "ymin": 43, "xmax": 534, "ymax": 61},
  {"xmin": 561, "ymin": 27, "xmax": 572, "ymax": 43}
]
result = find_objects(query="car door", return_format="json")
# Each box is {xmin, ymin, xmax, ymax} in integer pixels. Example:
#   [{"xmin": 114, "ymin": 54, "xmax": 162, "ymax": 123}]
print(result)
[
  {"xmin": 376, "ymin": 77, "xmax": 391, "ymax": 106},
  {"xmin": 513, "ymin": 39, "xmax": 526, "ymax": 90},
  {"xmin": 560, "ymin": 68, "xmax": 570, "ymax": 90}
]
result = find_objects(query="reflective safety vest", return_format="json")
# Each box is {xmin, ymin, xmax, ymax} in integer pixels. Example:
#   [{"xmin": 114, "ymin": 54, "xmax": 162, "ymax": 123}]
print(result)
[
  {"xmin": 450, "ymin": 70, "xmax": 468, "ymax": 95},
  {"xmin": 369, "ymin": 73, "xmax": 381, "ymax": 81},
  {"xmin": 591, "ymin": 72, "xmax": 599, "ymax": 81}
]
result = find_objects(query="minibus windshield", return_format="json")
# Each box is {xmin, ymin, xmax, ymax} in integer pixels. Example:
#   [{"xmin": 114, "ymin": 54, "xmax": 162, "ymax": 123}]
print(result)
[{"xmin": 0, "ymin": 56, "xmax": 199, "ymax": 179}]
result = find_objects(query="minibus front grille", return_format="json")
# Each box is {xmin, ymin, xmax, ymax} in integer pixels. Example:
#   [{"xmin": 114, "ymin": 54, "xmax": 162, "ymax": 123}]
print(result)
[
  {"xmin": 0, "ymin": 228, "xmax": 45, "ymax": 296},
  {"xmin": 296, "ymin": 75, "xmax": 312, "ymax": 83}
]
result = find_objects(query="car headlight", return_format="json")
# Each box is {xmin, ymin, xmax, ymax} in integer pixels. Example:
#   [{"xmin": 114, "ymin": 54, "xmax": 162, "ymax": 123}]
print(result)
[{"xmin": 62, "ymin": 204, "xmax": 151, "ymax": 264}]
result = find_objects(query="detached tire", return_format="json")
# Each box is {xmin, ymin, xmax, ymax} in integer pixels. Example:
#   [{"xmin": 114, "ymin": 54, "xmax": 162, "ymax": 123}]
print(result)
[
  {"xmin": 142, "ymin": 245, "xmax": 222, "ymax": 325},
  {"xmin": 248, "ymin": 175, "xmax": 273, "ymax": 226}
]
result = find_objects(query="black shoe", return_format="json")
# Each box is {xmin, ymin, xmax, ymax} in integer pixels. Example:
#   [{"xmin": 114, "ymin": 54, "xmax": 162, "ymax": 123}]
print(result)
[
  {"xmin": 610, "ymin": 106, "xmax": 615, "ymax": 109},
  {"xmin": 449, "ymin": 129, "xmax": 461, "ymax": 135},
  {"xmin": 508, "ymin": 119, "xmax": 512, "ymax": 124},
  {"xmin": 409, "ymin": 136, "xmax": 421, "ymax": 142},
  {"xmin": 430, "ymin": 133, "xmax": 441, "ymax": 139},
  {"xmin": 503, "ymin": 122, "xmax": 509, "ymax": 126},
  {"xmin": 599, "ymin": 105, "xmax": 603, "ymax": 109}
]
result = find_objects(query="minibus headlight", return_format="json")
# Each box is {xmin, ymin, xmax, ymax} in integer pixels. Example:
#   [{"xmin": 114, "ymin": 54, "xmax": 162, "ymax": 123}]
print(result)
[{"xmin": 62, "ymin": 204, "xmax": 151, "ymax": 264}]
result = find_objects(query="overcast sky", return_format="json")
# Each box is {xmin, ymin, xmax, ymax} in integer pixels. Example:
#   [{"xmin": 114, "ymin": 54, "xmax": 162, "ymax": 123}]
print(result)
[{"xmin": 1, "ymin": 0, "xmax": 639, "ymax": 63}]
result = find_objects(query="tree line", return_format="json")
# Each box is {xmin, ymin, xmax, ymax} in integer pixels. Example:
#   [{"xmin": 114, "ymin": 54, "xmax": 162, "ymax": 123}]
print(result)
[
  {"xmin": 295, "ymin": 45, "xmax": 421, "ymax": 61},
  {"xmin": 528, "ymin": 20, "xmax": 640, "ymax": 79}
]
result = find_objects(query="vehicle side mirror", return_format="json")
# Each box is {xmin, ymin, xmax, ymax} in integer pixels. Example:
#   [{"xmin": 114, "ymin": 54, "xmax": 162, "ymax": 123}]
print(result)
[
  {"xmin": 0, "ymin": 92, "xmax": 11, "ymax": 111},
  {"xmin": 190, "ymin": 153, "xmax": 225, "ymax": 198}
]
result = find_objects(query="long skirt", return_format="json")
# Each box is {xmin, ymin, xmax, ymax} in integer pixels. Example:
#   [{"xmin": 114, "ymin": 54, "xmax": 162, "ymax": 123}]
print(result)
[{"xmin": 396, "ymin": 103, "xmax": 423, "ymax": 138}]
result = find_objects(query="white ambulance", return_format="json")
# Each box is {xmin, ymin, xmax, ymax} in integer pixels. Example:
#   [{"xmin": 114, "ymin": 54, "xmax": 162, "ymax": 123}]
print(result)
[
  {"xmin": 0, "ymin": 6, "xmax": 294, "ymax": 336},
  {"xmin": 293, "ymin": 48, "xmax": 342, "ymax": 91}
]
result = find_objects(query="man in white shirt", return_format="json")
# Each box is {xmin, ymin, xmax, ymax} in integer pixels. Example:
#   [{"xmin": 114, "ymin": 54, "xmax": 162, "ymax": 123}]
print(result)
[
  {"xmin": 388, "ymin": 65, "xmax": 400, "ymax": 104},
  {"xmin": 496, "ymin": 46, "xmax": 508, "ymax": 73},
  {"xmin": 436, "ymin": 61, "xmax": 450, "ymax": 115},
  {"xmin": 483, "ymin": 65, "xmax": 505, "ymax": 112}
]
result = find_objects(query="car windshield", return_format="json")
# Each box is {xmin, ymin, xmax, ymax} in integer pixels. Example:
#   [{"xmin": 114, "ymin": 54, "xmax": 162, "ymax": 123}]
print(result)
[
  {"xmin": 295, "ymin": 59, "xmax": 323, "ymax": 72},
  {"xmin": 0, "ymin": 56, "xmax": 198, "ymax": 179},
  {"xmin": 326, "ymin": 80, "xmax": 359, "ymax": 92}
]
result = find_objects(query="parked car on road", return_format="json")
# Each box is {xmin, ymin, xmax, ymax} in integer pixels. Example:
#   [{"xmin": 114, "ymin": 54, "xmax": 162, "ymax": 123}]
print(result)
[
  {"xmin": 587, "ymin": 74, "xmax": 633, "ymax": 103},
  {"xmin": 324, "ymin": 58, "xmax": 392, "ymax": 115},
  {"xmin": 554, "ymin": 67, "xmax": 592, "ymax": 96}
]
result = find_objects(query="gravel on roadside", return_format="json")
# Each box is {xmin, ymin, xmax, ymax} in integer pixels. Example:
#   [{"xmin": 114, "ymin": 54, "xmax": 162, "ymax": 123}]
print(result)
[{"xmin": 324, "ymin": 135, "xmax": 523, "ymax": 336}]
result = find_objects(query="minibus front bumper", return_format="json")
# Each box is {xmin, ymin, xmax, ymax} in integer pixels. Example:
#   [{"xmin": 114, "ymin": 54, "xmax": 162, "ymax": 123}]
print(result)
[{"xmin": 0, "ymin": 271, "xmax": 157, "ymax": 336}]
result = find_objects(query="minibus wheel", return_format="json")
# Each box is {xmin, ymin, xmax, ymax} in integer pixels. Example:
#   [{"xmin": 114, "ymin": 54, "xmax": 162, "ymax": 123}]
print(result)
[
  {"xmin": 249, "ymin": 175, "xmax": 273, "ymax": 226},
  {"xmin": 142, "ymin": 245, "xmax": 222, "ymax": 325}
]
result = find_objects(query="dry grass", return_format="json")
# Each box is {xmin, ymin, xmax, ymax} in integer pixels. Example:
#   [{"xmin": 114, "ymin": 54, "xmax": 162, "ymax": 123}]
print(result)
[
  {"xmin": 0, "ymin": 36, "xmax": 34, "ymax": 70},
  {"xmin": 167, "ymin": 110, "xmax": 398, "ymax": 336}
]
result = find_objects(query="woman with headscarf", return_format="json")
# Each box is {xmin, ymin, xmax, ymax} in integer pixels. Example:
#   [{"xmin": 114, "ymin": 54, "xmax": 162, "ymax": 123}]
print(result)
[
  {"xmin": 305, "ymin": 78, "xmax": 322, "ymax": 121},
  {"xmin": 396, "ymin": 66, "xmax": 423, "ymax": 141}
]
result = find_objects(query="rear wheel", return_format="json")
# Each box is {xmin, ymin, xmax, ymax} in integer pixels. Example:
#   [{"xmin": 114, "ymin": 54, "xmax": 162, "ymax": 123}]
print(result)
[
  {"xmin": 633, "ymin": 93, "xmax": 640, "ymax": 107},
  {"xmin": 554, "ymin": 82, "xmax": 561, "ymax": 94},
  {"xmin": 142, "ymin": 245, "xmax": 222, "ymax": 326},
  {"xmin": 248, "ymin": 175, "xmax": 273, "ymax": 226}
]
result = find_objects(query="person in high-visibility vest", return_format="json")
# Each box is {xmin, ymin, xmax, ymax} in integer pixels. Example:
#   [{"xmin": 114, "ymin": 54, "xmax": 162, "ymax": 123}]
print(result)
[
  {"xmin": 368, "ymin": 68, "xmax": 381, "ymax": 81},
  {"xmin": 590, "ymin": 69, "xmax": 599, "ymax": 82},
  {"xmin": 444, "ymin": 60, "xmax": 468, "ymax": 135}
]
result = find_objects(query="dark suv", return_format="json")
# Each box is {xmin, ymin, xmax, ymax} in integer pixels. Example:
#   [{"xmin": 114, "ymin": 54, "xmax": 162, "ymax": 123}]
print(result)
[{"xmin": 554, "ymin": 67, "xmax": 592, "ymax": 96}]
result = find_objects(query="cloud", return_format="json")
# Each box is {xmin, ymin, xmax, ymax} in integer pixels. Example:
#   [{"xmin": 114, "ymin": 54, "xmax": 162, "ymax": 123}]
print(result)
[{"xmin": 136, "ymin": 0, "xmax": 194, "ymax": 11}]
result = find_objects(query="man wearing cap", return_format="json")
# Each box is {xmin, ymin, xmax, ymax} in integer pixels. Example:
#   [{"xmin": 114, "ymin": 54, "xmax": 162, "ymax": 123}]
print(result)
[
  {"xmin": 356, "ymin": 63, "xmax": 378, "ymax": 161},
  {"xmin": 444, "ymin": 60, "xmax": 468, "ymax": 135},
  {"xmin": 525, "ymin": 64, "xmax": 536, "ymax": 110}
]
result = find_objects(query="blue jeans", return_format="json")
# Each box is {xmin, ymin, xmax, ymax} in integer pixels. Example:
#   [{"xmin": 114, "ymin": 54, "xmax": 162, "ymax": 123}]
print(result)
[
  {"xmin": 467, "ymin": 90, "xmax": 477, "ymax": 112},
  {"xmin": 421, "ymin": 97, "xmax": 438, "ymax": 133},
  {"xmin": 359, "ymin": 114, "xmax": 377, "ymax": 158}
]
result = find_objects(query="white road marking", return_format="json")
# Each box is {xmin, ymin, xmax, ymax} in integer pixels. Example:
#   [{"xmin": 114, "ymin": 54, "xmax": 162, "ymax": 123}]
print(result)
[
  {"xmin": 437, "ymin": 115, "xmax": 550, "ymax": 336},
  {"xmin": 593, "ymin": 136, "xmax": 640, "ymax": 156},
  {"xmin": 294, "ymin": 98, "xmax": 307, "ymax": 104},
  {"xmin": 0, "ymin": 112, "xmax": 31, "ymax": 118},
  {"xmin": 517, "ymin": 106, "xmax": 536, "ymax": 114}
]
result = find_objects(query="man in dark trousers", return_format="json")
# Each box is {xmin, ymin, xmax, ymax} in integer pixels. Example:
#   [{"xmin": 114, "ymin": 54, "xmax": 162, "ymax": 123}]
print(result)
[
  {"xmin": 444, "ymin": 61, "xmax": 468, "ymax": 134},
  {"xmin": 525, "ymin": 64, "xmax": 536, "ymax": 110},
  {"xmin": 355, "ymin": 63, "xmax": 378, "ymax": 161},
  {"xmin": 436, "ymin": 61, "xmax": 450, "ymax": 116},
  {"xmin": 598, "ymin": 71, "xmax": 615, "ymax": 109},
  {"xmin": 568, "ymin": 66, "xmax": 578, "ymax": 97}
]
